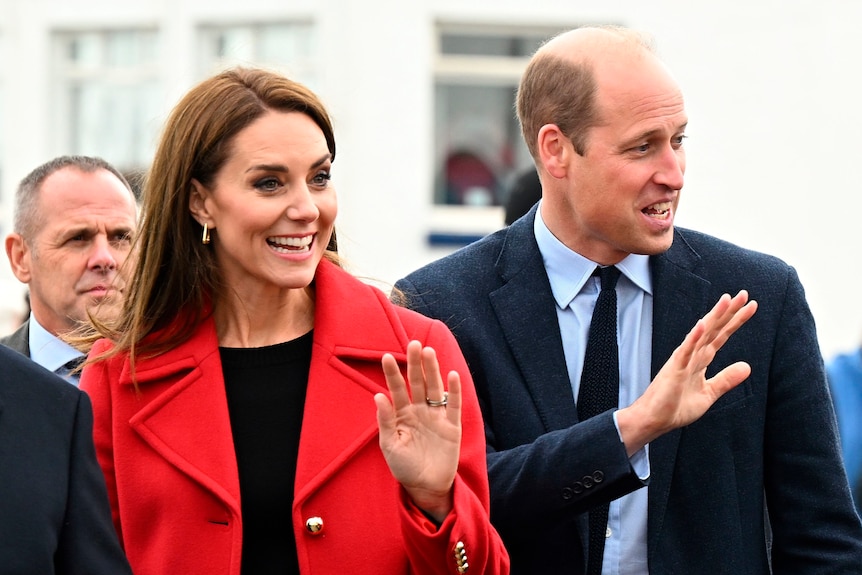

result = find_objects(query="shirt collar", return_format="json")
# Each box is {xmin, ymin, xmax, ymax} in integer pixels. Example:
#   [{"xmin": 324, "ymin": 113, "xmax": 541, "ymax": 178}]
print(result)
[
  {"xmin": 533, "ymin": 202, "xmax": 653, "ymax": 309},
  {"xmin": 28, "ymin": 314, "xmax": 84, "ymax": 373}
]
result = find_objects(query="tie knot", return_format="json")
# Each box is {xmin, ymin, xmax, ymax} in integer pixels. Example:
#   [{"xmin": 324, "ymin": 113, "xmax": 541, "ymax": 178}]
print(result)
[
  {"xmin": 63, "ymin": 356, "xmax": 86, "ymax": 372},
  {"xmin": 595, "ymin": 266, "xmax": 621, "ymax": 291}
]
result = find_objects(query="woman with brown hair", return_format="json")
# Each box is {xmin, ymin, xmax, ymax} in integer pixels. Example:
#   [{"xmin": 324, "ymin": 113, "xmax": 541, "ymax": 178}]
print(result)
[{"xmin": 80, "ymin": 67, "xmax": 509, "ymax": 575}]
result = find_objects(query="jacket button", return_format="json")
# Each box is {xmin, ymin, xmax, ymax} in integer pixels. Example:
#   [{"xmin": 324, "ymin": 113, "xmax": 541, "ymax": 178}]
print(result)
[
  {"xmin": 305, "ymin": 517, "xmax": 324, "ymax": 535},
  {"xmin": 571, "ymin": 481, "xmax": 585, "ymax": 494},
  {"xmin": 582, "ymin": 475, "xmax": 594, "ymax": 488},
  {"xmin": 561, "ymin": 487, "xmax": 574, "ymax": 500},
  {"xmin": 593, "ymin": 470, "xmax": 604, "ymax": 483},
  {"xmin": 454, "ymin": 541, "xmax": 469, "ymax": 573}
]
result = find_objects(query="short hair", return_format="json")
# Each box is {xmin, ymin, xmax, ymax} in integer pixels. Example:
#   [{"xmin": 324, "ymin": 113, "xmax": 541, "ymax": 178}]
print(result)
[
  {"xmin": 14, "ymin": 155, "xmax": 133, "ymax": 241},
  {"xmin": 112, "ymin": 67, "xmax": 337, "ymax": 359},
  {"xmin": 516, "ymin": 25, "xmax": 655, "ymax": 158}
]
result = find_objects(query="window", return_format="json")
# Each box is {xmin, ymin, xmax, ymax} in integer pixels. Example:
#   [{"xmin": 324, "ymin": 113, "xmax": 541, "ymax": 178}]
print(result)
[
  {"xmin": 53, "ymin": 29, "xmax": 160, "ymax": 173},
  {"xmin": 197, "ymin": 22, "xmax": 317, "ymax": 88},
  {"xmin": 433, "ymin": 25, "xmax": 564, "ymax": 209}
]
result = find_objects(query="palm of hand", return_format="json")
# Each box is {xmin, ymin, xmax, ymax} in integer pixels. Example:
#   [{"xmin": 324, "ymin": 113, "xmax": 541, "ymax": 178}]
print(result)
[{"xmin": 375, "ymin": 340, "xmax": 463, "ymax": 521}]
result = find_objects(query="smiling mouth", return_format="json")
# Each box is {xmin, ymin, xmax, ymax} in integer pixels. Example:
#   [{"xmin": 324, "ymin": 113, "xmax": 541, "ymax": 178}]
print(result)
[
  {"xmin": 643, "ymin": 201, "xmax": 672, "ymax": 220},
  {"xmin": 267, "ymin": 235, "xmax": 313, "ymax": 253}
]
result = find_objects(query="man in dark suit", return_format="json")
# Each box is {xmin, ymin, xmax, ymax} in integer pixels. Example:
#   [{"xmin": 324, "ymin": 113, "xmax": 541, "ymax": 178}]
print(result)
[
  {"xmin": 0, "ymin": 343, "xmax": 131, "ymax": 572},
  {"xmin": 396, "ymin": 26, "xmax": 862, "ymax": 574},
  {"xmin": 0, "ymin": 156, "xmax": 137, "ymax": 384}
]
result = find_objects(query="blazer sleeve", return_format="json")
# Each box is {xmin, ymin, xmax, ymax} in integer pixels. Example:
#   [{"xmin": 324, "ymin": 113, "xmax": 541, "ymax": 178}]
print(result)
[
  {"xmin": 397, "ymin": 319, "xmax": 510, "ymax": 575},
  {"xmin": 763, "ymin": 268, "xmax": 862, "ymax": 571},
  {"xmin": 54, "ymin": 389, "xmax": 132, "ymax": 575}
]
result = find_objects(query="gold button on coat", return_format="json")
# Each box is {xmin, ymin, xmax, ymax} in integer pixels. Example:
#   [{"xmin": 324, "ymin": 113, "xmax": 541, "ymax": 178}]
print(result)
[
  {"xmin": 305, "ymin": 516, "xmax": 324, "ymax": 534},
  {"xmin": 454, "ymin": 541, "xmax": 469, "ymax": 573}
]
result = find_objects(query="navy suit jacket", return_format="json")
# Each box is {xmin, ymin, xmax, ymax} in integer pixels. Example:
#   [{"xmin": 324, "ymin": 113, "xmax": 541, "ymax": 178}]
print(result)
[
  {"xmin": 0, "ymin": 344, "xmax": 131, "ymax": 574},
  {"xmin": 396, "ymin": 205, "xmax": 862, "ymax": 574}
]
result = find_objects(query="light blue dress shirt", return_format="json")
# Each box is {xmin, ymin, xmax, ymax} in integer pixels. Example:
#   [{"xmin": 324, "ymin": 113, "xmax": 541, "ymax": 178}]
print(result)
[
  {"xmin": 28, "ymin": 314, "xmax": 84, "ymax": 386},
  {"xmin": 535, "ymin": 205, "xmax": 652, "ymax": 574}
]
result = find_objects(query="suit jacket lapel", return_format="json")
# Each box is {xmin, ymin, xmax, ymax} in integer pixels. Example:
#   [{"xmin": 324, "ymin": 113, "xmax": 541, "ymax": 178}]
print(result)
[
  {"xmin": 490, "ymin": 209, "xmax": 579, "ymax": 432},
  {"xmin": 647, "ymin": 229, "xmax": 712, "ymax": 551}
]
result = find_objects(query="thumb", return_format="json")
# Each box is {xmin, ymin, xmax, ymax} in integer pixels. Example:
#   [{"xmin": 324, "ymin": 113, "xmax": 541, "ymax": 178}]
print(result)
[{"xmin": 706, "ymin": 362, "xmax": 751, "ymax": 399}]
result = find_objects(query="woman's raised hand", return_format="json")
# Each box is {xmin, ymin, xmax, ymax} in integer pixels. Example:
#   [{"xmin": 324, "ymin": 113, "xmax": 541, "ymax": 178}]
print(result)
[{"xmin": 375, "ymin": 340, "xmax": 462, "ymax": 523}]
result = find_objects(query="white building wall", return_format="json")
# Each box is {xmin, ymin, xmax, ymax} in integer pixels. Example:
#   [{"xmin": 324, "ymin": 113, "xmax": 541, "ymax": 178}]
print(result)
[{"xmin": 1, "ymin": 0, "xmax": 860, "ymax": 360}]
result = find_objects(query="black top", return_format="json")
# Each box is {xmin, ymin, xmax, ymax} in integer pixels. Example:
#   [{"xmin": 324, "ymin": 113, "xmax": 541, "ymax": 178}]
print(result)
[{"xmin": 221, "ymin": 331, "xmax": 313, "ymax": 575}]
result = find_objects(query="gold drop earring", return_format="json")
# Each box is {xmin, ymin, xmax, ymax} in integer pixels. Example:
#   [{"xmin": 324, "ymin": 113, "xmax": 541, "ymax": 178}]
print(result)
[{"xmin": 202, "ymin": 223, "xmax": 211, "ymax": 245}]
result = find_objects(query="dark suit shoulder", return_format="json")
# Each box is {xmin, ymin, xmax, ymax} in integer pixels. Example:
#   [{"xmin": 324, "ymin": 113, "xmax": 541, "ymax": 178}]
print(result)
[
  {"xmin": 0, "ymin": 320, "xmax": 30, "ymax": 357},
  {"xmin": 405, "ymin": 228, "xmax": 508, "ymax": 285},
  {"xmin": 0, "ymin": 343, "xmax": 80, "ymax": 409},
  {"xmin": 668, "ymin": 227, "xmax": 799, "ymax": 291},
  {"xmin": 674, "ymin": 227, "xmax": 792, "ymax": 270}
]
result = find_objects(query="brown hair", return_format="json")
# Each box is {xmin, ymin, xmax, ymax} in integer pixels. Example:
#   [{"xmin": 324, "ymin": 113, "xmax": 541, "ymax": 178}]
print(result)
[
  {"xmin": 97, "ymin": 67, "xmax": 337, "ymax": 363},
  {"xmin": 516, "ymin": 25, "xmax": 655, "ymax": 158}
]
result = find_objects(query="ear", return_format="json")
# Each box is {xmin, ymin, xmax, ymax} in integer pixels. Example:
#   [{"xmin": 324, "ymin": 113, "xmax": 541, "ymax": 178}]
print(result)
[
  {"xmin": 5, "ymin": 233, "xmax": 32, "ymax": 283},
  {"xmin": 189, "ymin": 178, "xmax": 213, "ymax": 228},
  {"xmin": 536, "ymin": 124, "xmax": 573, "ymax": 179}
]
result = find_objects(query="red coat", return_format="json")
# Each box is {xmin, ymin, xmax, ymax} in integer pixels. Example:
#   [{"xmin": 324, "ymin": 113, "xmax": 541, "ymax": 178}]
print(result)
[{"xmin": 81, "ymin": 260, "xmax": 509, "ymax": 575}]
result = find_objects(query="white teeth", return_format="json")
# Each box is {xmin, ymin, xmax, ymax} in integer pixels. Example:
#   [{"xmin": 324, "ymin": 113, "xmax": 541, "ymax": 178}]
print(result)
[
  {"xmin": 269, "ymin": 236, "xmax": 312, "ymax": 247},
  {"xmin": 644, "ymin": 202, "xmax": 672, "ymax": 218},
  {"xmin": 268, "ymin": 235, "xmax": 313, "ymax": 253}
]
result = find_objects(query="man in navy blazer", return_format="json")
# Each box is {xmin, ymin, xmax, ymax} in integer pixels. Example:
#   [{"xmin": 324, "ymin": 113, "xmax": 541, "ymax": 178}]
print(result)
[
  {"xmin": 396, "ymin": 26, "xmax": 862, "ymax": 574},
  {"xmin": 0, "ymin": 343, "xmax": 131, "ymax": 573}
]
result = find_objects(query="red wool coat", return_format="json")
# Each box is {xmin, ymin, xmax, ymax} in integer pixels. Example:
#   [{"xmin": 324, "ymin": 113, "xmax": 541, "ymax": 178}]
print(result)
[{"xmin": 81, "ymin": 260, "xmax": 508, "ymax": 575}]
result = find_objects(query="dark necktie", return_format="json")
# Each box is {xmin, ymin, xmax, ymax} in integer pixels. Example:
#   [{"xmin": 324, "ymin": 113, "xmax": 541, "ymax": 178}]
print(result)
[
  {"xmin": 577, "ymin": 265, "xmax": 621, "ymax": 575},
  {"xmin": 56, "ymin": 356, "xmax": 85, "ymax": 383}
]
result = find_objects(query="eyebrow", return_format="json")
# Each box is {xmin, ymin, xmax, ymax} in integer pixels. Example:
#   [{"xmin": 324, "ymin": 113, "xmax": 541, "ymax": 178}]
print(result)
[
  {"xmin": 630, "ymin": 122, "xmax": 688, "ymax": 143},
  {"xmin": 245, "ymin": 153, "xmax": 333, "ymax": 174}
]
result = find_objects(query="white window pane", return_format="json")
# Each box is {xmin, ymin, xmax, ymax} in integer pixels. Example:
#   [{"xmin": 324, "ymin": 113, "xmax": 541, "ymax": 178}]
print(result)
[
  {"xmin": 433, "ymin": 27, "xmax": 561, "ymax": 207},
  {"xmin": 198, "ymin": 23, "xmax": 316, "ymax": 87},
  {"xmin": 434, "ymin": 83, "xmax": 529, "ymax": 206},
  {"xmin": 67, "ymin": 33, "xmax": 104, "ymax": 66},
  {"xmin": 258, "ymin": 24, "xmax": 314, "ymax": 63},
  {"xmin": 218, "ymin": 29, "xmax": 256, "ymax": 62},
  {"xmin": 55, "ymin": 29, "xmax": 160, "ymax": 170}
]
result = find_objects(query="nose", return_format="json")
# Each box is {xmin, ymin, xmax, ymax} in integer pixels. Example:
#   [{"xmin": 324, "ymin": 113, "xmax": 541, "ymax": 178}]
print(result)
[
  {"xmin": 653, "ymin": 145, "xmax": 685, "ymax": 191},
  {"xmin": 285, "ymin": 183, "xmax": 320, "ymax": 222},
  {"xmin": 89, "ymin": 235, "xmax": 118, "ymax": 272}
]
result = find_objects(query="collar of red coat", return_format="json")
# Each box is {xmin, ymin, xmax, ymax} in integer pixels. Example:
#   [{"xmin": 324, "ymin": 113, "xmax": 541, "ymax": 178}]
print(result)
[{"xmin": 114, "ymin": 258, "xmax": 413, "ymax": 387}]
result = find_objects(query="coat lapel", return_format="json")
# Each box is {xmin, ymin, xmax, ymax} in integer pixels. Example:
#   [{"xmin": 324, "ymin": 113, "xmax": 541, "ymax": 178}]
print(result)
[
  {"xmin": 293, "ymin": 260, "xmax": 411, "ymax": 503},
  {"xmin": 120, "ymin": 321, "xmax": 242, "ymax": 517},
  {"xmin": 647, "ymin": 229, "xmax": 712, "ymax": 551},
  {"xmin": 490, "ymin": 210, "xmax": 580, "ymax": 432}
]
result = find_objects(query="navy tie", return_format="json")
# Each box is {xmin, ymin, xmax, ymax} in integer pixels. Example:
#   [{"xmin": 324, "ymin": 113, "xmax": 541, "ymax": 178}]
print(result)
[
  {"xmin": 577, "ymin": 265, "xmax": 621, "ymax": 575},
  {"xmin": 56, "ymin": 356, "xmax": 85, "ymax": 385}
]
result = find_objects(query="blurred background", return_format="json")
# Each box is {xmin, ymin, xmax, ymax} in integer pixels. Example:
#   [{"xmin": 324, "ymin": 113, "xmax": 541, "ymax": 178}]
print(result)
[{"xmin": 0, "ymin": 0, "xmax": 860, "ymax": 360}]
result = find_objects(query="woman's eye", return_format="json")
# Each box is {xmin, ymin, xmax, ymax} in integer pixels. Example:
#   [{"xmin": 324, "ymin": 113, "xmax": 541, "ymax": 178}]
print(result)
[
  {"xmin": 312, "ymin": 172, "xmax": 332, "ymax": 186},
  {"xmin": 255, "ymin": 178, "xmax": 280, "ymax": 192}
]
